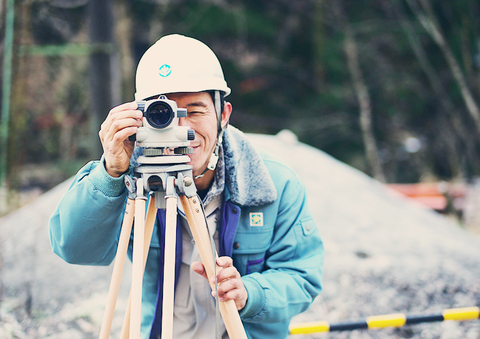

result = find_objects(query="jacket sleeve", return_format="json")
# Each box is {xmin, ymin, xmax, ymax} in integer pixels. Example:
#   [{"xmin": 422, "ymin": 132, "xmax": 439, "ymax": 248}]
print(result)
[
  {"xmin": 239, "ymin": 169, "xmax": 324, "ymax": 323},
  {"xmin": 48, "ymin": 158, "xmax": 130, "ymax": 265}
]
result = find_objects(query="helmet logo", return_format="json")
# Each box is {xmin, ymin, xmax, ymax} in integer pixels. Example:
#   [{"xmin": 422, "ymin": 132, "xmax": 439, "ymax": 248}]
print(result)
[{"xmin": 159, "ymin": 64, "xmax": 172, "ymax": 77}]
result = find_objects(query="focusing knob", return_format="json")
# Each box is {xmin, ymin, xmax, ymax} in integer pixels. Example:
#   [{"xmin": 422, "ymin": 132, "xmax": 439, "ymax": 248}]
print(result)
[
  {"xmin": 174, "ymin": 147, "xmax": 193, "ymax": 155},
  {"xmin": 187, "ymin": 129, "xmax": 195, "ymax": 141},
  {"xmin": 143, "ymin": 148, "xmax": 164, "ymax": 156}
]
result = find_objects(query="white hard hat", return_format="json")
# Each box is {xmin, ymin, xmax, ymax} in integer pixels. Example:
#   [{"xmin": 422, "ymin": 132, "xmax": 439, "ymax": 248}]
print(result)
[{"xmin": 135, "ymin": 34, "xmax": 231, "ymax": 100}]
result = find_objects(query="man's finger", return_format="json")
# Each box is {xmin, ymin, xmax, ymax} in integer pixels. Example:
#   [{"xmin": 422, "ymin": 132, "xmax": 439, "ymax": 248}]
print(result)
[
  {"xmin": 191, "ymin": 261, "xmax": 208, "ymax": 280},
  {"xmin": 101, "ymin": 102, "xmax": 141, "ymax": 137},
  {"xmin": 216, "ymin": 256, "xmax": 233, "ymax": 268}
]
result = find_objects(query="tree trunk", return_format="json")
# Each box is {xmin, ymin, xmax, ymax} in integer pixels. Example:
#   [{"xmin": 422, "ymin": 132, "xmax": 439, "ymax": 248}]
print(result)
[
  {"xmin": 312, "ymin": 0, "xmax": 327, "ymax": 92},
  {"xmin": 406, "ymin": 0, "xmax": 480, "ymax": 134},
  {"xmin": 344, "ymin": 25, "xmax": 386, "ymax": 182},
  {"xmin": 88, "ymin": 0, "xmax": 115, "ymax": 159},
  {"xmin": 116, "ymin": 0, "xmax": 135, "ymax": 101},
  {"xmin": 391, "ymin": 0, "xmax": 479, "ymax": 179}
]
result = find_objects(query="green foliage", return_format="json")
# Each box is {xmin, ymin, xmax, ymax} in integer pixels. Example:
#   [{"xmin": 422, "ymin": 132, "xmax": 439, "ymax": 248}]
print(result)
[{"xmin": 6, "ymin": 0, "xmax": 480, "ymax": 189}]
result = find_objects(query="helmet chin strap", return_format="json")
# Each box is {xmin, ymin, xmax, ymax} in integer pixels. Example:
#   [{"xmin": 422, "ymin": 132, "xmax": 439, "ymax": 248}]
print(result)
[{"xmin": 194, "ymin": 90, "xmax": 225, "ymax": 180}]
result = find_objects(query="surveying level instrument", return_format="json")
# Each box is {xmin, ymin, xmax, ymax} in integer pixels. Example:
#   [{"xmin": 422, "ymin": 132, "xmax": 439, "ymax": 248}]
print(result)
[{"xmin": 97, "ymin": 145, "xmax": 247, "ymax": 338}]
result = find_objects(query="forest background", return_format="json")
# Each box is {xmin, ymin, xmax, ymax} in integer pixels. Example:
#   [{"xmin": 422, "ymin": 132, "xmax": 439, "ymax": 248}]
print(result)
[{"xmin": 1, "ymin": 0, "xmax": 480, "ymax": 218}]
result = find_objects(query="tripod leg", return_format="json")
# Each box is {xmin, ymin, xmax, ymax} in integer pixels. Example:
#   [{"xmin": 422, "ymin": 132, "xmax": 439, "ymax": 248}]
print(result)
[
  {"xmin": 161, "ymin": 195, "xmax": 178, "ymax": 339},
  {"xmin": 120, "ymin": 195, "xmax": 157, "ymax": 339},
  {"xmin": 99, "ymin": 198, "xmax": 135, "ymax": 339},
  {"xmin": 130, "ymin": 178, "xmax": 148, "ymax": 339},
  {"xmin": 179, "ymin": 195, "xmax": 248, "ymax": 339}
]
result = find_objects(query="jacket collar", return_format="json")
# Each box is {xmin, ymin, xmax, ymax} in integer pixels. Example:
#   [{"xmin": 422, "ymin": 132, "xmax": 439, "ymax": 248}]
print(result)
[{"xmin": 222, "ymin": 125, "xmax": 277, "ymax": 207}]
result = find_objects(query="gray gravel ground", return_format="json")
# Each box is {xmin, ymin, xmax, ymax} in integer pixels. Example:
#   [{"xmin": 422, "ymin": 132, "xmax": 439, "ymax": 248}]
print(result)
[{"xmin": 1, "ymin": 131, "xmax": 479, "ymax": 338}]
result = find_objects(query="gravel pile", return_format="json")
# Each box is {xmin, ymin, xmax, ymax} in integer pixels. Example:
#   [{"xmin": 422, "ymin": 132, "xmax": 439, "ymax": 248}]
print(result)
[
  {"xmin": 249, "ymin": 132, "xmax": 480, "ymax": 339},
  {"xmin": 1, "ymin": 131, "xmax": 479, "ymax": 338},
  {"xmin": 0, "ymin": 179, "xmax": 131, "ymax": 338}
]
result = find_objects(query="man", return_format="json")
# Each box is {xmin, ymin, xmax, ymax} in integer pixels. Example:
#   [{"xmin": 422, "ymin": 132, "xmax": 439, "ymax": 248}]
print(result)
[{"xmin": 49, "ymin": 34, "xmax": 324, "ymax": 339}]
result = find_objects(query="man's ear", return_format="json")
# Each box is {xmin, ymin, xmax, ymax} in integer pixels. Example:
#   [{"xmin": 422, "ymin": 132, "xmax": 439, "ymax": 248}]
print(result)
[{"xmin": 221, "ymin": 102, "xmax": 233, "ymax": 129}]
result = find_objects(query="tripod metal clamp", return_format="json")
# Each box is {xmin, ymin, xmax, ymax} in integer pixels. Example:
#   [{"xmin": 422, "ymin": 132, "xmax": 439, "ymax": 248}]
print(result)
[
  {"xmin": 124, "ymin": 175, "xmax": 137, "ymax": 200},
  {"xmin": 176, "ymin": 173, "xmax": 197, "ymax": 198}
]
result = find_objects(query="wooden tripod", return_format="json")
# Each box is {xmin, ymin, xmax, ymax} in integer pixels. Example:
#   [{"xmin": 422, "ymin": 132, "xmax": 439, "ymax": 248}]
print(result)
[{"xmin": 98, "ymin": 162, "xmax": 247, "ymax": 339}]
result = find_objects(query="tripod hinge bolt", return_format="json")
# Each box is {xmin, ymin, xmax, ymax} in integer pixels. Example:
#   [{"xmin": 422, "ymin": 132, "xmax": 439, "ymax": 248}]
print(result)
[{"xmin": 183, "ymin": 176, "xmax": 193, "ymax": 187}]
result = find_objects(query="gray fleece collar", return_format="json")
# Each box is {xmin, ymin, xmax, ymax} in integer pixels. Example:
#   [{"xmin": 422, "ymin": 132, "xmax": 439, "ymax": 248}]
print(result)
[{"xmin": 222, "ymin": 126, "xmax": 277, "ymax": 207}]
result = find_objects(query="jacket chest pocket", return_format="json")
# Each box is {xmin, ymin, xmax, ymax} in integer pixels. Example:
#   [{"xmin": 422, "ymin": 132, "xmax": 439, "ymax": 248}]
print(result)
[{"xmin": 232, "ymin": 229, "xmax": 272, "ymax": 276}]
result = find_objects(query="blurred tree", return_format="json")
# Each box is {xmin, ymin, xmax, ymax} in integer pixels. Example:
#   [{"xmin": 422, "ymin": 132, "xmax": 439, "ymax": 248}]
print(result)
[
  {"xmin": 30, "ymin": 0, "xmax": 87, "ymax": 44},
  {"xmin": 3, "ymin": 0, "xmax": 480, "ymax": 198},
  {"xmin": 405, "ymin": 0, "xmax": 480, "ymax": 134},
  {"xmin": 88, "ymin": 0, "xmax": 115, "ymax": 158}
]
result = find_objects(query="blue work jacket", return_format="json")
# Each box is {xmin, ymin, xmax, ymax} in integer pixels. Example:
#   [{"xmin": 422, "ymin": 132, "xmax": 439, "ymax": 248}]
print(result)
[{"xmin": 49, "ymin": 126, "xmax": 324, "ymax": 339}]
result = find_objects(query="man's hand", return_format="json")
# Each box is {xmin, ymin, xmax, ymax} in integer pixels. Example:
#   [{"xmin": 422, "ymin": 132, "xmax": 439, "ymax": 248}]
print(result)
[
  {"xmin": 192, "ymin": 256, "xmax": 248, "ymax": 311},
  {"xmin": 99, "ymin": 102, "xmax": 143, "ymax": 177}
]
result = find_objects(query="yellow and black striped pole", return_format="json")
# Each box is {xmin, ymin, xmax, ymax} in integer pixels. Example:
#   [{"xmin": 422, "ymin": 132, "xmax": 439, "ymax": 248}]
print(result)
[{"xmin": 289, "ymin": 307, "xmax": 480, "ymax": 335}]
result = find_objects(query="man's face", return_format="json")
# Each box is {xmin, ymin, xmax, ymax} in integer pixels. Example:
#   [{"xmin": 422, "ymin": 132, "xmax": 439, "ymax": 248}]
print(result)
[{"xmin": 166, "ymin": 92, "xmax": 231, "ymax": 180}]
